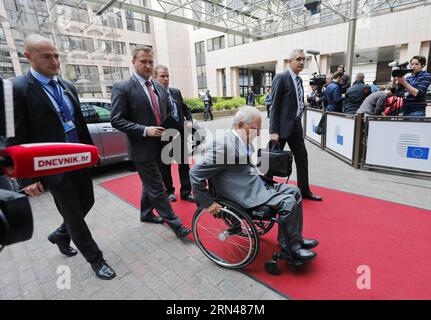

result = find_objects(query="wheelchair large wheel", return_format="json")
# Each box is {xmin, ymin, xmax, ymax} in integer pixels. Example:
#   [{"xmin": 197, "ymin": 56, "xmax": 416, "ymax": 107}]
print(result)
[{"xmin": 192, "ymin": 199, "xmax": 260, "ymax": 269}]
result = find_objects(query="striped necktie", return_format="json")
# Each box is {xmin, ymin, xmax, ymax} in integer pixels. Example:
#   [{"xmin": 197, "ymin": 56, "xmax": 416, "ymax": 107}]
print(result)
[{"xmin": 295, "ymin": 76, "xmax": 304, "ymax": 116}]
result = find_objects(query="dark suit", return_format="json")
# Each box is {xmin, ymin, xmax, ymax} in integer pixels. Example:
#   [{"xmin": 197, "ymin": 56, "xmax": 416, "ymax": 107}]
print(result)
[
  {"xmin": 8, "ymin": 71, "xmax": 103, "ymax": 264},
  {"xmin": 269, "ymin": 70, "xmax": 312, "ymax": 195},
  {"xmin": 111, "ymin": 75, "xmax": 182, "ymax": 228},
  {"xmin": 161, "ymin": 87, "xmax": 193, "ymax": 197}
]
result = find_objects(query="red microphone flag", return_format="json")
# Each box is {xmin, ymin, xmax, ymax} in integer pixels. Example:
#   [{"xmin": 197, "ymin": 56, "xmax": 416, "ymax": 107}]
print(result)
[{"xmin": 0, "ymin": 143, "xmax": 100, "ymax": 178}]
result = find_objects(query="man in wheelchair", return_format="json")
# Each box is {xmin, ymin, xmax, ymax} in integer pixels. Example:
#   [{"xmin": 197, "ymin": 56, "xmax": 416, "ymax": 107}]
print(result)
[{"xmin": 189, "ymin": 107, "xmax": 318, "ymax": 262}]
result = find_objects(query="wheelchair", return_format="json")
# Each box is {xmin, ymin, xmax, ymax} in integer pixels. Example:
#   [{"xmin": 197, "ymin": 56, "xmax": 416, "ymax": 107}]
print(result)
[{"xmin": 192, "ymin": 186, "xmax": 307, "ymax": 275}]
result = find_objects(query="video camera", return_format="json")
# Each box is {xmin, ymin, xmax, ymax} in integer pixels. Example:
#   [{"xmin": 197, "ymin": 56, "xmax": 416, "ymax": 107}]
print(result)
[
  {"xmin": 0, "ymin": 78, "xmax": 100, "ymax": 253},
  {"xmin": 309, "ymin": 73, "xmax": 327, "ymax": 92},
  {"xmin": 306, "ymin": 50, "xmax": 326, "ymax": 108},
  {"xmin": 390, "ymin": 61, "xmax": 413, "ymax": 78}
]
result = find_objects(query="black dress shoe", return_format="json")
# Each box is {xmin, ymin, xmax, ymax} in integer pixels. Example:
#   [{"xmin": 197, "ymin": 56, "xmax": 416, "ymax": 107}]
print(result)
[
  {"xmin": 91, "ymin": 261, "xmax": 116, "ymax": 280},
  {"xmin": 292, "ymin": 248, "xmax": 317, "ymax": 261},
  {"xmin": 301, "ymin": 238, "xmax": 319, "ymax": 249},
  {"xmin": 172, "ymin": 225, "xmax": 192, "ymax": 239},
  {"xmin": 140, "ymin": 213, "xmax": 164, "ymax": 224},
  {"xmin": 302, "ymin": 192, "xmax": 323, "ymax": 201},
  {"xmin": 48, "ymin": 234, "xmax": 78, "ymax": 257},
  {"xmin": 168, "ymin": 193, "xmax": 177, "ymax": 202},
  {"xmin": 180, "ymin": 194, "xmax": 195, "ymax": 202}
]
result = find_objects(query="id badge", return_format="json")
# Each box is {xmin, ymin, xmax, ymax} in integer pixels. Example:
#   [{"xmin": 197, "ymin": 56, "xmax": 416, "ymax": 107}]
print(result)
[{"xmin": 63, "ymin": 120, "xmax": 76, "ymax": 133}]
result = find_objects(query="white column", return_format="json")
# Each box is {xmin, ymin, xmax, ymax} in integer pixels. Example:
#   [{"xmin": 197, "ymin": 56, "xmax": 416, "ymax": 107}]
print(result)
[
  {"xmin": 276, "ymin": 59, "xmax": 286, "ymax": 74},
  {"xmin": 406, "ymin": 42, "xmax": 422, "ymax": 62}
]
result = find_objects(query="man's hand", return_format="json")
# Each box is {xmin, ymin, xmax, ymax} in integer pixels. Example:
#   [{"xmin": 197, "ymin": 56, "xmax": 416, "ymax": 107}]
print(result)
[
  {"xmin": 396, "ymin": 76, "xmax": 407, "ymax": 86},
  {"xmin": 146, "ymin": 126, "xmax": 165, "ymax": 137},
  {"xmin": 23, "ymin": 182, "xmax": 45, "ymax": 197},
  {"xmin": 186, "ymin": 121, "xmax": 193, "ymax": 129},
  {"xmin": 206, "ymin": 202, "xmax": 222, "ymax": 216},
  {"xmin": 315, "ymin": 96, "xmax": 320, "ymax": 102},
  {"xmin": 270, "ymin": 133, "xmax": 279, "ymax": 142}
]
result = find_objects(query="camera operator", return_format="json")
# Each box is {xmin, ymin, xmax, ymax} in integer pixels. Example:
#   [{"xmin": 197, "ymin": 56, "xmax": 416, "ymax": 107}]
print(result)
[
  {"xmin": 307, "ymin": 84, "xmax": 322, "ymax": 109},
  {"xmin": 395, "ymin": 55, "xmax": 431, "ymax": 117},
  {"xmin": 324, "ymin": 71, "xmax": 344, "ymax": 112}
]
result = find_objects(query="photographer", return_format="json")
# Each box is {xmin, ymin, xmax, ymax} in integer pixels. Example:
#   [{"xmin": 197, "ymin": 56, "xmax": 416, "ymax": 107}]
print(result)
[{"xmin": 396, "ymin": 55, "xmax": 431, "ymax": 116}]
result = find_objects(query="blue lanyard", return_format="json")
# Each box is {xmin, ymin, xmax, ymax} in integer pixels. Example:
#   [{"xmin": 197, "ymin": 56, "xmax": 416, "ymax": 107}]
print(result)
[{"xmin": 39, "ymin": 81, "xmax": 68, "ymax": 121}]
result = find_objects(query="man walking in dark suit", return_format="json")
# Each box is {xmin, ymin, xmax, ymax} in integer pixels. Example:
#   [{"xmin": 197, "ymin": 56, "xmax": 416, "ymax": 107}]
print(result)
[
  {"xmin": 154, "ymin": 65, "xmax": 195, "ymax": 203},
  {"xmin": 111, "ymin": 47, "xmax": 191, "ymax": 239},
  {"xmin": 270, "ymin": 49, "xmax": 322, "ymax": 201},
  {"xmin": 8, "ymin": 35, "xmax": 116, "ymax": 279}
]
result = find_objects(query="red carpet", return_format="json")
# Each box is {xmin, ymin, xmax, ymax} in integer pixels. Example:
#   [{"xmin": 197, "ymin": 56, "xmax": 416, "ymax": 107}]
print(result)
[{"xmin": 100, "ymin": 165, "xmax": 431, "ymax": 300}]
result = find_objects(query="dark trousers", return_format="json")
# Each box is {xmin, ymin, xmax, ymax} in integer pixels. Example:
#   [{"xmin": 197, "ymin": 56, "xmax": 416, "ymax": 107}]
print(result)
[
  {"xmin": 204, "ymin": 104, "xmax": 213, "ymax": 120},
  {"xmin": 266, "ymin": 104, "xmax": 271, "ymax": 118},
  {"xmin": 278, "ymin": 119, "xmax": 311, "ymax": 195},
  {"xmin": 161, "ymin": 132, "xmax": 192, "ymax": 197},
  {"xmin": 264, "ymin": 183, "xmax": 303, "ymax": 251},
  {"xmin": 49, "ymin": 169, "xmax": 103, "ymax": 264},
  {"xmin": 135, "ymin": 159, "xmax": 182, "ymax": 229}
]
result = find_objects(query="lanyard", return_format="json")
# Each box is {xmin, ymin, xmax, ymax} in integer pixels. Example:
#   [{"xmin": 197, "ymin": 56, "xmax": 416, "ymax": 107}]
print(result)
[{"xmin": 39, "ymin": 81, "xmax": 68, "ymax": 122}]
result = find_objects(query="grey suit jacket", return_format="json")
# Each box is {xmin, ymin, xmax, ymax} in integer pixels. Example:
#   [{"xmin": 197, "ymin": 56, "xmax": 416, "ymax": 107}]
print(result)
[
  {"xmin": 111, "ymin": 75, "xmax": 171, "ymax": 162},
  {"xmin": 189, "ymin": 130, "xmax": 277, "ymax": 210},
  {"xmin": 270, "ymin": 71, "xmax": 303, "ymax": 139}
]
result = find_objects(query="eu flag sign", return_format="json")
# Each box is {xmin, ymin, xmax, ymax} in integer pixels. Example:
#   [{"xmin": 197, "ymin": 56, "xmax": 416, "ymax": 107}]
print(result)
[
  {"xmin": 336, "ymin": 135, "xmax": 344, "ymax": 146},
  {"xmin": 406, "ymin": 146, "xmax": 429, "ymax": 160}
]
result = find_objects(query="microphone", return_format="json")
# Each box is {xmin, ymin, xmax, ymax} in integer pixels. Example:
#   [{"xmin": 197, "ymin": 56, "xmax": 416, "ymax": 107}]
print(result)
[
  {"xmin": 0, "ymin": 143, "xmax": 99, "ymax": 178},
  {"xmin": 306, "ymin": 50, "xmax": 321, "ymax": 56}
]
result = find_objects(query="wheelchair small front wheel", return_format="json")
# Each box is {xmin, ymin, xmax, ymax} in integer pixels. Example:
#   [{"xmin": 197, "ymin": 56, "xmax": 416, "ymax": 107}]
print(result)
[{"xmin": 265, "ymin": 260, "xmax": 279, "ymax": 275}]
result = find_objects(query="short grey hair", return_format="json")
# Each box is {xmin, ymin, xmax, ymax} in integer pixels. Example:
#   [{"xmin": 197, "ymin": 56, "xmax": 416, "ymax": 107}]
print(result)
[
  {"xmin": 154, "ymin": 64, "xmax": 169, "ymax": 77},
  {"xmin": 287, "ymin": 49, "xmax": 305, "ymax": 61},
  {"xmin": 24, "ymin": 34, "xmax": 55, "ymax": 52},
  {"xmin": 233, "ymin": 106, "xmax": 262, "ymax": 127}
]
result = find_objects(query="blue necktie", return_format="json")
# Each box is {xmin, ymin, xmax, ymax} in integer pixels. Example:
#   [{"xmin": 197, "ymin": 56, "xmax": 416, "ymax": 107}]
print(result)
[{"xmin": 48, "ymin": 80, "xmax": 80, "ymax": 143}]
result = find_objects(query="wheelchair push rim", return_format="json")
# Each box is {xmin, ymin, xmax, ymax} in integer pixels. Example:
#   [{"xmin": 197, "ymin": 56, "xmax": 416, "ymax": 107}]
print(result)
[{"xmin": 192, "ymin": 206, "xmax": 260, "ymax": 269}]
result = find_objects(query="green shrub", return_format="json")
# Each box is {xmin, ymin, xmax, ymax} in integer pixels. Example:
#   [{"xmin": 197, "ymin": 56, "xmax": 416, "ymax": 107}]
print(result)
[{"xmin": 184, "ymin": 97, "xmax": 204, "ymax": 113}]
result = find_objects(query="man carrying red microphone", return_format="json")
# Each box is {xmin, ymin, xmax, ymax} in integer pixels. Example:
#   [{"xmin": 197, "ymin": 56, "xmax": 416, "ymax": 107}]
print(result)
[{"xmin": 7, "ymin": 35, "xmax": 116, "ymax": 280}]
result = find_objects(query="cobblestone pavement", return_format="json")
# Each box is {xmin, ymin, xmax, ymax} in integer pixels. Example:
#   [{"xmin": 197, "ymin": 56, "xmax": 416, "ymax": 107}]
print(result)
[{"xmin": 1, "ymin": 113, "xmax": 429, "ymax": 300}]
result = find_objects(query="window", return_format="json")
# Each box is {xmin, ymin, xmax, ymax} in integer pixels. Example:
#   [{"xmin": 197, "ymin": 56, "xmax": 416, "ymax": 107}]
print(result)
[
  {"xmin": 207, "ymin": 36, "xmax": 225, "ymax": 52},
  {"xmin": 195, "ymin": 41, "xmax": 207, "ymax": 91},
  {"xmin": 97, "ymin": 9, "xmax": 123, "ymax": 29},
  {"xmin": 66, "ymin": 65, "xmax": 102, "ymax": 95},
  {"xmin": 4, "ymin": 0, "xmax": 50, "ymax": 31},
  {"xmin": 228, "ymin": 34, "xmax": 250, "ymax": 47},
  {"xmin": 59, "ymin": 36, "xmax": 94, "ymax": 52},
  {"xmin": 98, "ymin": 40, "xmax": 127, "ymax": 55},
  {"xmin": 0, "ymin": 51, "xmax": 15, "ymax": 79},
  {"xmin": 57, "ymin": 3, "xmax": 89, "ymax": 24},
  {"xmin": 103, "ymin": 66, "xmax": 130, "ymax": 92},
  {"xmin": 125, "ymin": 10, "xmax": 150, "ymax": 33},
  {"xmin": 0, "ymin": 26, "xmax": 6, "ymax": 45}
]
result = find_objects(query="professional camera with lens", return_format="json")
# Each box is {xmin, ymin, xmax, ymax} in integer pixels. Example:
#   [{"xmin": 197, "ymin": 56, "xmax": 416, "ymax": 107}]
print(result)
[
  {"xmin": 0, "ymin": 78, "xmax": 33, "ymax": 253},
  {"xmin": 390, "ymin": 61, "xmax": 414, "ymax": 78},
  {"xmin": 309, "ymin": 73, "xmax": 327, "ymax": 88},
  {"xmin": 309, "ymin": 72, "xmax": 327, "ymax": 109}
]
